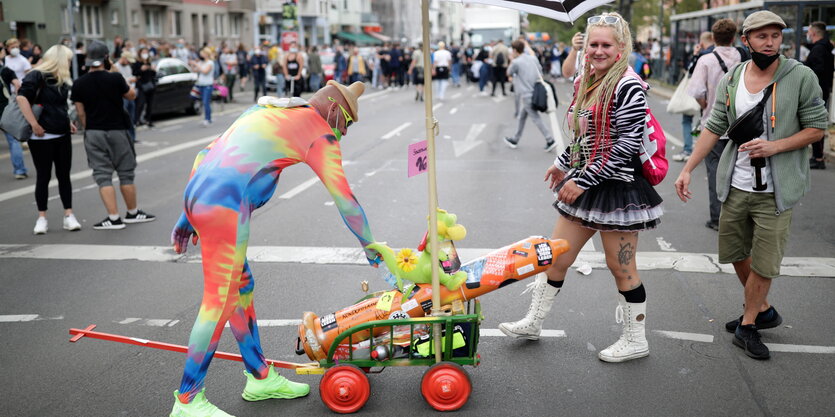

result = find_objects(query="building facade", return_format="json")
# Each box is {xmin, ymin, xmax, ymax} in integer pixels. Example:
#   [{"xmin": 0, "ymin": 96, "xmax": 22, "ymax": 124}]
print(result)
[{"xmin": 0, "ymin": 0, "xmax": 257, "ymax": 54}]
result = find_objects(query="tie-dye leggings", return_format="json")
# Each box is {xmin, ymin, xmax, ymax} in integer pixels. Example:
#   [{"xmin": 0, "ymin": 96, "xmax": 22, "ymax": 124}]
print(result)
[{"xmin": 176, "ymin": 204, "xmax": 268, "ymax": 403}]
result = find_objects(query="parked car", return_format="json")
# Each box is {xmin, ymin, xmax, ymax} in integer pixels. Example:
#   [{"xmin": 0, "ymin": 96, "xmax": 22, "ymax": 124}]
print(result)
[{"xmin": 151, "ymin": 58, "xmax": 200, "ymax": 116}]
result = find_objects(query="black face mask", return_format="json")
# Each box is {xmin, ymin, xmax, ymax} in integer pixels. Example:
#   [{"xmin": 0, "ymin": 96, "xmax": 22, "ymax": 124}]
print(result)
[{"xmin": 748, "ymin": 43, "xmax": 779, "ymax": 70}]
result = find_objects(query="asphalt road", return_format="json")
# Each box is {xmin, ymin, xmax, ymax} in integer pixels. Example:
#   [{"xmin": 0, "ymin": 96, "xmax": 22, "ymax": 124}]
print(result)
[{"xmin": 1, "ymin": 80, "xmax": 833, "ymax": 417}]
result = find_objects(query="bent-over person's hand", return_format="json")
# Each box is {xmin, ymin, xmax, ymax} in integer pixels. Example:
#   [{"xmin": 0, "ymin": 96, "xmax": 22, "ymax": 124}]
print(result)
[
  {"xmin": 364, "ymin": 246, "xmax": 382, "ymax": 268},
  {"xmin": 171, "ymin": 213, "xmax": 199, "ymax": 254},
  {"xmin": 544, "ymin": 165, "xmax": 566, "ymax": 190},
  {"xmin": 557, "ymin": 179, "xmax": 584, "ymax": 205}
]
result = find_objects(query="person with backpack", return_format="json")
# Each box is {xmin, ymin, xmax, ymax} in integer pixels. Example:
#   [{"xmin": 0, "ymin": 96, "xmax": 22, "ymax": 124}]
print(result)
[
  {"xmin": 686, "ymin": 19, "xmax": 746, "ymax": 231},
  {"xmin": 499, "ymin": 13, "xmax": 663, "ymax": 363},
  {"xmin": 502, "ymin": 40, "xmax": 557, "ymax": 152},
  {"xmin": 0, "ymin": 46, "xmax": 28, "ymax": 179},
  {"xmin": 675, "ymin": 12, "xmax": 828, "ymax": 360}
]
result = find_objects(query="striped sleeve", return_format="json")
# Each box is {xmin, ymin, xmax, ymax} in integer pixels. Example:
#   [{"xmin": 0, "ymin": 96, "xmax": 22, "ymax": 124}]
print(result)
[{"xmin": 574, "ymin": 78, "xmax": 646, "ymax": 189}]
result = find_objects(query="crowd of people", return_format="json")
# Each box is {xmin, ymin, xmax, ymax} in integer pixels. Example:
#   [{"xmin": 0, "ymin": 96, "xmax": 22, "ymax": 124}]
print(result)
[{"xmin": 0, "ymin": 14, "xmax": 832, "ymax": 413}]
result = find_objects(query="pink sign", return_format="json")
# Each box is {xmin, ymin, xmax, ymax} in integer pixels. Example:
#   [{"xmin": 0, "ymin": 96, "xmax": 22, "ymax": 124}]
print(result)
[{"xmin": 408, "ymin": 140, "xmax": 428, "ymax": 178}]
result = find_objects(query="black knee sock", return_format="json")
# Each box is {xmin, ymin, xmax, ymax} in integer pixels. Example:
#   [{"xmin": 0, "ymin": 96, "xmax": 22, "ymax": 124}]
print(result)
[
  {"xmin": 546, "ymin": 279, "xmax": 564, "ymax": 288},
  {"xmin": 619, "ymin": 284, "xmax": 646, "ymax": 303}
]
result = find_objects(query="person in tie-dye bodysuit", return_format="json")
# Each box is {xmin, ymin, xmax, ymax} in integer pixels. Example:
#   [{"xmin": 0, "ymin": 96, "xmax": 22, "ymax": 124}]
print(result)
[{"xmin": 169, "ymin": 82, "xmax": 379, "ymax": 417}]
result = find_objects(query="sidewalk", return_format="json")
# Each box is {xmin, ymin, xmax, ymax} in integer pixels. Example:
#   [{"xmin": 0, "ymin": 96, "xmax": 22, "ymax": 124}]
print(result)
[{"xmin": 647, "ymin": 79, "xmax": 835, "ymax": 161}]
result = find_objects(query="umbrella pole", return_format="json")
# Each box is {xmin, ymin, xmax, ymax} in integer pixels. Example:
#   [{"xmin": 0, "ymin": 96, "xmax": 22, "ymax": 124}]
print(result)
[{"xmin": 420, "ymin": 0, "xmax": 442, "ymax": 364}]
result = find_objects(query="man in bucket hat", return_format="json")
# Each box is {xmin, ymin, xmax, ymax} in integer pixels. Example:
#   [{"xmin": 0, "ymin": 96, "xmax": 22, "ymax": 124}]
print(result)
[
  {"xmin": 169, "ymin": 81, "xmax": 381, "ymax": 417},
  {"xmin": 675, "ymin": 11, "xmax": 828, "ymax": 360}
]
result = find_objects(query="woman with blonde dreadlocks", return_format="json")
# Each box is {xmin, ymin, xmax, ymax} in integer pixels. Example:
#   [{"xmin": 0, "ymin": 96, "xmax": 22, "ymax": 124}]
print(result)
[{"xmin": 499, "ymin": 12, "xmax": 662, "ymax": 363}]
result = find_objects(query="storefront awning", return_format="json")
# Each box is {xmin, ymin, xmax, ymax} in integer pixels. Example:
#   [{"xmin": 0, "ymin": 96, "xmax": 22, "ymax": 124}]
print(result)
[
  {"xmin": 335, "ymin": 31, "xmax": 382, "ymax": 45},
  {"xmin": 365, "ymin": 31, "xmax": 392, "ymax": 43}
]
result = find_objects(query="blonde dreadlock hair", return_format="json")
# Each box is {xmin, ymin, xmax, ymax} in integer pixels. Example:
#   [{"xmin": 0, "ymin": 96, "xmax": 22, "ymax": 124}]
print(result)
[{"xmin": 570, "ymin": 12, "xmax": 633, "ymax": 169}]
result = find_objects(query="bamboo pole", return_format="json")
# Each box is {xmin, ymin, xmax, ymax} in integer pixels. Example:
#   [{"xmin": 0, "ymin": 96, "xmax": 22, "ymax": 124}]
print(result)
[{"xmin": 420, "ymin": 0, "xmax": 442, "ymax": 364}]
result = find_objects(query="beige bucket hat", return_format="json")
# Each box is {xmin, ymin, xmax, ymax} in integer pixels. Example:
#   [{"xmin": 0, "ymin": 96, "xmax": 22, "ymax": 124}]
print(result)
[{"xmin": 326, "ymin": 80, "xmax": 365, "ymax": 122}]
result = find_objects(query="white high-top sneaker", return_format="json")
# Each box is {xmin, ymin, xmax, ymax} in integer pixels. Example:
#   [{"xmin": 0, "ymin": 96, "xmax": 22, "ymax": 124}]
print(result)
[
  {"xmin": 498, "ymin": 273, "xmax": 560, "ymax": 340},
  {"xmin": 598, "ymin": 294, "xmax": 648, "ymax": 362}
]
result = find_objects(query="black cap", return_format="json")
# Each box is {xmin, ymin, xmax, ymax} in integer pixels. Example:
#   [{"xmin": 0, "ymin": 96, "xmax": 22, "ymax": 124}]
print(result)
[{"xmin": 85, "ymin": 41, "xmax": 109, "ymax": 67}]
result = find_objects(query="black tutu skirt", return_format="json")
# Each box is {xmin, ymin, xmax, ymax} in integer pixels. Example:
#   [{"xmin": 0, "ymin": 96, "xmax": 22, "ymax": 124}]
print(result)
[{"xmin": 553, "ymin": 171, "xmax": 663, "ymax": 232}]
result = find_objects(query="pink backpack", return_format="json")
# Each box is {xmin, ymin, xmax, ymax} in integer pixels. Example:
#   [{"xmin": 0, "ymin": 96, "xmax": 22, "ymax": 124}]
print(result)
[
  {"xmin": 571, "ymin": 68, "xmax": 668, "ymax": 185},
  {"xmin": 624, "ymin": 68, "xmax": 668, "ymax": 186}
]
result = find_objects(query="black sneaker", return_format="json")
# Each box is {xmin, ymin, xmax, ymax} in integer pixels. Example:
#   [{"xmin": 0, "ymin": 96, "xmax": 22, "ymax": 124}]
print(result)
[
  {"xmin": 544, "ymin": 140, "xmax": 557, "ymax": 152},
  {"xmin": 733, "ymin": 324, "xmax": 770, "ymax": 360},
  {"xmin": 93, "ymin": 217, "xmax": 126, "ymax": 230},
  {"xmin": 123, "ymin": 209, "xmax": 156, "ymax": 224},
  {"xmin": 705, "ymin": 220, "xmax": 719, "ymax": 231},
  {"xmin": 724, "ymin": 306, "xmax": 783, "ymax": 333},
  {"xmin": 503, "ymin": 137, "xmax": 518, "ymax": 149},
  {"xmin": 810, "ymin": 159, "xmax": 826, "ymax": 170}
]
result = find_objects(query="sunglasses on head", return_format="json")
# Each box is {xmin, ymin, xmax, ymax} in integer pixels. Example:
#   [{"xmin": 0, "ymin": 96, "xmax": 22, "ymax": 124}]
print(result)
[
  {"xmin": 328, "ymin": 96, "xmax": 353, "ymax": 127},
  {"xmin": 587, "ymin": 15, "xmax": 620, "ymax": 25}
]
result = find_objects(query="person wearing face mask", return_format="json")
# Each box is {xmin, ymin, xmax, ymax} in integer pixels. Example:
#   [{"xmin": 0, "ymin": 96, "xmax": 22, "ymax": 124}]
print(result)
[
  {"xmin": 4, "ymin": 38, "xmax": 32, "ymax": 83},
  {"xmin": 675, "ymin": 11, "xmax": 828, "ymax": 361},
  {"xmin": 132, "ymin": 47, "xmax": 157, "ymax": 127},
  {"xmin": 250, "ymin": 46, "xmax": 268, "ymax": 102},
  {"xmin": 803, "ymin": 21, "xmax": 833, "ymax": 170},
  {"xmin": 113, "ymin": 51, "xmax": 137, "ymax": 141},
  {"xmin": 283, "ymin": 43, "xmax": 305, "ymax": 97},
  {"xmin": 168, "ymin": 80, "xmax": 382, "ymax": 417}
]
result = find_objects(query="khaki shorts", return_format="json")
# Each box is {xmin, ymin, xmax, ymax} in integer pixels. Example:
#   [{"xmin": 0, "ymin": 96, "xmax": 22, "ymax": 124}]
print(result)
[{"xmin": 718, "ymin": 188, "xmax": 793, "ymax": 279}]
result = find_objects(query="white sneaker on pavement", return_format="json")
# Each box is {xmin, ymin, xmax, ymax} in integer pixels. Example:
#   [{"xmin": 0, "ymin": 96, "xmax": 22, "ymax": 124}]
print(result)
[
  {"xmin": 33, "ymin": 217, "xmax": 48, "ymax": 235},
  {"xmin": 672, "ymin": 152, "xmax": 691, "ymax": 162},
  {"xmin": 63, "ymin": 214, "xmax": 82, "ymax": 231}
]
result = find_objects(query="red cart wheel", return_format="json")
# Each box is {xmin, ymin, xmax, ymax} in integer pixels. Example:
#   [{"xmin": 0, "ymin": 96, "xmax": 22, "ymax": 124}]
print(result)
[
  {"xmin": 421, "ymin": 361, "xmax": 472, "ymax": 411},
  {"xmin": 320, "ymin": 364, "xmax": 371, "ymax": 414}
]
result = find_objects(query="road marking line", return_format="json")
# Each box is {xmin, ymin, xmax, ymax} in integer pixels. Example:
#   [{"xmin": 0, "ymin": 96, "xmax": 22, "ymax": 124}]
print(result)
[
  {"xmin": 480, "ymin": 329, "xmax": 566, "ymax": 337},
  {"xmin": 433, "ymin": 103, "xmax": 444, "ymax": 111},
  {"xmin": 449, "ymin": 107, "xmax": 458, "ymax": 115},
  {"xmin": 663, "ymin": 129, "xmax": 684, "ymax": 147},
  {"xmin": 654, "ymin": 330, "xmax": 714, "ymax": 343},
  {"xmin": 656, "ymin": 237, "xmax": 676, "ymax": 252},
  {"xmin": 279, "ymin": 177, "xmax": 320, "ymax": 199},
  {"xmin": 2, "ymin": 244, "xmax": 834, "ymax": 277},
  {"xmin": 225, "ymin": 319, "xmax": 302, "ymax": 328},
  {"xmin": 116, "ymin": 318, "xmax": 178, "ymax": 326},
  {"xmin": 0, "ymin": 314, "xmax": 63, "ymax": 322},
  {"xmin": 381, "ymin": 122, "xmax": 412, "ymax": 140},
  {"xmin": 358, "ymin": 89, "xmax": 389, "ymax": 101},
  {"xmin": 766, "ymin": 343, "xmax": 835, "ymax": 354},
  {"xmin": 159, "ymin": 125, "xmax": 183, "ymax": 133},
  {"xmin": 0, "ymin": 134, "xmax": 218, "ymax": 203},
  {"xmin": 0, "ymin": 314, "xmax": 39, "ymax": 322},
  {"xmin": 451, "ymin": 93, "xmax": 462, "ymax": 100}
]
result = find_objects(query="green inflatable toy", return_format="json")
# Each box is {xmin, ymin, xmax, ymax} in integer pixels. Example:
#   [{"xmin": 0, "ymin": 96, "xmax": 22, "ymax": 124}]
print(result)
[{"xmin": 366, "ymin": 208, "xmax": 469, "ymax": 294}]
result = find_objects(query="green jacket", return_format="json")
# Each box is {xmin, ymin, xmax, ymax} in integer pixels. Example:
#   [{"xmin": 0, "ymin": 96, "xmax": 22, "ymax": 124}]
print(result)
[{"xmin": 705, "ymin": 56, "xmax": 829, "ymax": 213}]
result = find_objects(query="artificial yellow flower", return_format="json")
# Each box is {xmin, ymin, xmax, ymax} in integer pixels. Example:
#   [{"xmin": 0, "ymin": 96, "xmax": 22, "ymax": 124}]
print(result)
[{"xmin": 395, "ymin": 248, "xmax": 418, "ymax": 272}]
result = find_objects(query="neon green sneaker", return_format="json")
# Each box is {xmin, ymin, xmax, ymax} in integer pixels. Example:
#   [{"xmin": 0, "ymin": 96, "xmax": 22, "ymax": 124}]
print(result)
[
  {"xmin": 242, "ymin": 365, "xmax": 310, "ymax": 401},
  {"xmin": 170, "ymin": 389, "xmax": 235, "ymax": 417}
]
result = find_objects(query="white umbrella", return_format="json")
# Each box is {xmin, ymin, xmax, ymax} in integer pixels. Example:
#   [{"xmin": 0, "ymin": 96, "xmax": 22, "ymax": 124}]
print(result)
[{"xmin": 444, "ymin": 0, "xmax": 616, "ymax": 23}]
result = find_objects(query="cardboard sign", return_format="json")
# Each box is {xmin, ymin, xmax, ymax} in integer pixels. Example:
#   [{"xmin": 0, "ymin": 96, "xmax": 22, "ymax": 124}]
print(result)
[{"xmin": 408, "ymin": 140, "xmax": 428, "ymax": 178}]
